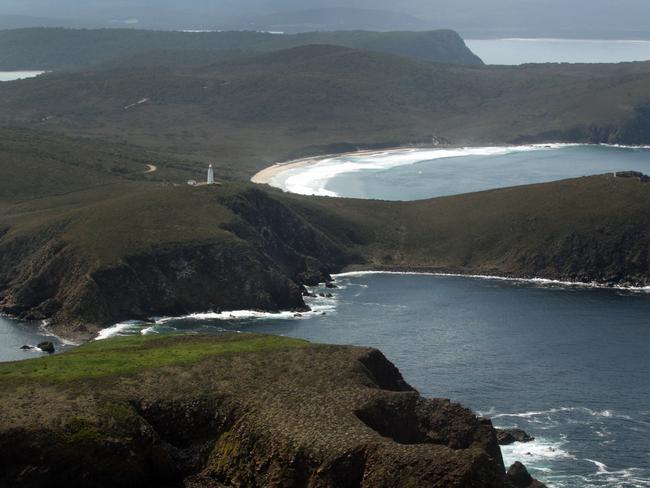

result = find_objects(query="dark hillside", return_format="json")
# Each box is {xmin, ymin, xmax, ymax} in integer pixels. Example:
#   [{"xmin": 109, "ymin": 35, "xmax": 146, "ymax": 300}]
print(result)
[
  {"xmin": 0, "ymin": 46, "xmax": 649, "ymax": 179},
  {"xmin": 284, "ymin": 174, "xmax": 650, "ymax": 286},
  {"xmin": 0, "ymin": 27, "xmax": 482, "ymax": 71},
  {"xmin": 0, "ymin": 128, "xmax": 203, "ymax": 207}
]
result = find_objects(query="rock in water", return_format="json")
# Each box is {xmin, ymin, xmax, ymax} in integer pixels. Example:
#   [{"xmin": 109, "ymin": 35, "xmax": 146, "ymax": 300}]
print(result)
[
  {"xmin": 36, "ymin": 342, "xmax": 55, "ymax": 354},
  {"xmin": 506, "ymin": 462, "xmax": 548, "ymax": 488},
  {"xmin": 20, "ymin": 345, "xmax": 33, "ymax": 350},
  {"xmin": 496, "ymin": 428, "xmax": 535, "ymax": 445}
]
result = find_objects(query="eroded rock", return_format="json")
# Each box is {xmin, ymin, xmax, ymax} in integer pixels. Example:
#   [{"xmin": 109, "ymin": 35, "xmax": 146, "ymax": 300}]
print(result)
[
  {"xmin": 496, "ymin": 428, "xmax": 535, "ymax": 445},
  {"xmin": 36, "ymin": 342, "xmax": 55, "ymax": 354},
  {"xmin": 505, "ymin": 461, "xmax": 548, "ymax": 488}
]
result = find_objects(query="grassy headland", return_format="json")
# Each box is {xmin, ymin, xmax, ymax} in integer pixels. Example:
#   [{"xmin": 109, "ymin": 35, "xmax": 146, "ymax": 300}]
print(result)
[
  {"xmin": 0, "ymin": 333, "xmax": 512, "ymax": 488},
  {"xmin": 0, "ymin": 334, "xmax": 307, "ymax": 381}
]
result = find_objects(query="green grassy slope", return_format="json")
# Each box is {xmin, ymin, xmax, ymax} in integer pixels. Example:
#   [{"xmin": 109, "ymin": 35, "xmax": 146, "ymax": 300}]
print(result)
[
  {"xmin": 0, "ymin": 28, "xmax": 482, "ymax": 71},
  {"xmin": 0, "ymin": 45, "xmax": 648, "ymax": 180},
  {"xmin": 0, "ymin": 334, "xmax": 307, "ymax": 381}
]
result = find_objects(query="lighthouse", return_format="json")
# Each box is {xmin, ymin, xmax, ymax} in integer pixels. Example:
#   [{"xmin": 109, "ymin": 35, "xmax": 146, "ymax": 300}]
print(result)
[{"xmin": 207, "ymin": 164, "xmax": 214, "ymax": 185}]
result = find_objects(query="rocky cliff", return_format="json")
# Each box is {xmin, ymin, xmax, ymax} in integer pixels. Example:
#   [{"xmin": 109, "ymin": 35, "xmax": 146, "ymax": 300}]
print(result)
[
  {"xmin": 0, "ymin": 334, "xmax": 544, "ymax": 487},
  {"xmin": 3, "ymin": 174, "xmax": 650, "ymax": 340},
  {"xmin": 0, "ymin": 186, "xmax": 353, "ymax": 340}
]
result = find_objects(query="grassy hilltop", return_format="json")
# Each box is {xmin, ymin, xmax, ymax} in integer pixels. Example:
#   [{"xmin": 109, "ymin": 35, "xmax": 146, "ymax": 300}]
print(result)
[
  {"xmin": 1, "ymin": 129, "xmax": 650, "ymax": 339},
  {"xmin": 0, "ymin": 44, "xmax": 649, "ymax": 180}
]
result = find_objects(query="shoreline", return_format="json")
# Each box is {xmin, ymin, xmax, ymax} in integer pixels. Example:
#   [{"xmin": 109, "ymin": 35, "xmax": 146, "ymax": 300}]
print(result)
[
  {"xmin": 250, "ymin": 142, "xmax": 650, "ymax": 197},
  {"xmin": 92, "ymin": 269, "xmax": 650, "ymax": 340},
  {"xmin": 2, "ymin": 267, "xmax": 648, "ymax": 357},
  {"xmin": 334, "ymin": 269, "xmax": 650, "ymax": 292},
  {"xmin": 250, "ymin": 145, "xmax": 413, "ymax": 185}
]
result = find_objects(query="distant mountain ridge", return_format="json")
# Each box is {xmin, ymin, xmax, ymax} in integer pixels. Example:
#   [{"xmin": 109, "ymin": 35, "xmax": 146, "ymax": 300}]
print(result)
[
  {"xmin": 0, "ymin": 28, "xmax": 483, "ymax": 71},
  {"xmin": 0, "ymin": 43, "xmax": 648, "ymax": 183}
]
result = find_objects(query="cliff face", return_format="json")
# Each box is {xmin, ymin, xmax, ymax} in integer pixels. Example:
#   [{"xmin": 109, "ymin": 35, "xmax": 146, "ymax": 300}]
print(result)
[
  {"xmin": 0, "ymin": 334, "xmax": 517, "ymax": 488},
  {"xmin": 0, "ymin": 187, "xmax": 353, "ymax": 340},
  {"xmin": 3, "ymin": 174, "xmax": 650, "ymax": 340}
]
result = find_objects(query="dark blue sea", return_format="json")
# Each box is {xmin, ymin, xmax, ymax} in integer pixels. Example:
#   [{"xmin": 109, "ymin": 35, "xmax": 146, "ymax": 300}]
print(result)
[{"xmin": 51, "ymin": 273, "xmax": 650, "ymax": 488}]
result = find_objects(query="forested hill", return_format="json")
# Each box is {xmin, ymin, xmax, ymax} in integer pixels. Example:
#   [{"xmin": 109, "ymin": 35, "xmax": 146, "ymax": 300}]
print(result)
[
  {"xmin": 1, "ymin": 44, "xmax": 649, "ymax": 180},
  {"xmin": 0, "ymin": 28, "xmax": 482, "ymax": 71}
]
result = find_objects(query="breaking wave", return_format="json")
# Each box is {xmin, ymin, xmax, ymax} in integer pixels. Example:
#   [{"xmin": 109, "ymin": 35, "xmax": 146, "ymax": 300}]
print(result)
[
  {"xmin": 333, "ymin": 270, "xmax": 650, "ymax": 292},
  {"xmin": 96, "ymin": 287, "xmax": 339, "ymax": 340}
]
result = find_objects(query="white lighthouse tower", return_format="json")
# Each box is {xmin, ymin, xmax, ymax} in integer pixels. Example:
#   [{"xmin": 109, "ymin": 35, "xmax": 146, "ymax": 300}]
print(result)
[{"xmin": 207, "ymin": 164, "xmax": 214, "ymax": 185}]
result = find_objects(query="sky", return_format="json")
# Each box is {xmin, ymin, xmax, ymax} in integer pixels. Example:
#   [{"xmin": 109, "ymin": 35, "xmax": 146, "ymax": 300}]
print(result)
[{"xmin": 1, "ymin": 0, "xmax": 649, "ymax": 38}]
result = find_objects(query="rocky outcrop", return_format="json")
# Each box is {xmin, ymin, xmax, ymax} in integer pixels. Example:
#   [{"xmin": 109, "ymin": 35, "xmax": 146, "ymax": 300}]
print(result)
[
  {"xmin": 496, "ymin": 428, "xmax": 535, "ymax": 445},
  {"xmin": 505, "ymin": 462, "xmax": 548, "ymax": 488},
  {"xmin": 36, "ymin": 341, "xmax": 55, "ymax": 354},
  {"xmin": 0, "ymin": 188, "xmax": 354, "ymax": 340},
  {"xmin": 0, "ymin": 334, "xmax": 547, "ymax": 487}
]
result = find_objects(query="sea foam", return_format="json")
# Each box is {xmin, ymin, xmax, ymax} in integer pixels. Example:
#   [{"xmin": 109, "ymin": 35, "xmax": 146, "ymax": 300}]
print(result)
[
  {"xmin": 95, "ymin": 289, "xmax": 338, "ymax": 340},
  {"xmin": 333, "ymin": 270, "xmax": 650, "ymax": 292}
]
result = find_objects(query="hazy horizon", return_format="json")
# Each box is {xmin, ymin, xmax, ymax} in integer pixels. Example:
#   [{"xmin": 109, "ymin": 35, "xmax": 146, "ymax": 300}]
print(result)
[{"xmin": 1, "ymin": 0, "xmax": 650, "ymax": 38}]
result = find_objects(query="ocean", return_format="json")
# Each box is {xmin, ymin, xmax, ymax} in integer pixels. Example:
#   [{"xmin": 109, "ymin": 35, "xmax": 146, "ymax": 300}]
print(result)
[
  {"xmin": 0, "ymin": 71, "xmax": 46, "ymax": 82},
  {"xmin": 39, "ymin": 273, "xmax": 650, "ymax": 488},
  {"xmin": 466, "ymin": 38, "xmax": 650, "ymax": 65}
]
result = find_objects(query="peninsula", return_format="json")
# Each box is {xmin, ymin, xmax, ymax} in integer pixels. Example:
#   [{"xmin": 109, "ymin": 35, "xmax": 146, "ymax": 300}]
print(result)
[
  {"xmin": 0, "ymin": 333, "xmax": 545, "ymax": 487},
  {"xmin": 1, "ymin": 128, "xmax": 650, "ymax": 340}
]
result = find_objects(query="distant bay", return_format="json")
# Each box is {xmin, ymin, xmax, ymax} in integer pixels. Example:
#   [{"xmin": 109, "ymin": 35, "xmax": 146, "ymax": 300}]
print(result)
[
  {"xmin": 466, "ymin": 38, "xmax": 650, "ymax": 65},
  {"xmin": 0, "ymin": 71, "xmax": 46, "ymax": 82},
  {"xmin": 267, "ymin": 144, "xmax": 650, "ymax": 201}
]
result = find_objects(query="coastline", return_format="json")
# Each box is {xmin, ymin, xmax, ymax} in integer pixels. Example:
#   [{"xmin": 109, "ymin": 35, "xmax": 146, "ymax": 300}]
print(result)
[
  {"xmin": 250, "ymin": 142, "xmax": 650, "ymax": 199},
  {"xmin": 249, "ymin": 142, "xmax": 586, "ymax": 192},
  {"xmin": 251, "ymin": 142, "xmax": 650, "ymax": 188},
  {"xmin": 96, "ymin": 269, "xmax": 650, "ymax": 341},
  {"xmin": 250, "ymin": 145, "xmax": 412, "ymax": 185},
  {"xmin": 334, "ymin": 268, "xmax": 650, "ymax": 292}
]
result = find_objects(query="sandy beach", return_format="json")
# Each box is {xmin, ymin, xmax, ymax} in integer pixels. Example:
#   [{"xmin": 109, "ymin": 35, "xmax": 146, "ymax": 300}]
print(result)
[
  {"xmin": 250, "ymin": 146, "xmax": 418, "ymax": 185},
  {"xmin": 250, "ymin": 157, "xmax": 321, "ymax": 185}
]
